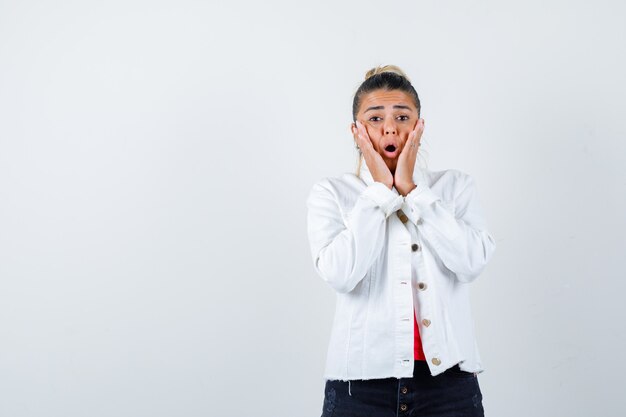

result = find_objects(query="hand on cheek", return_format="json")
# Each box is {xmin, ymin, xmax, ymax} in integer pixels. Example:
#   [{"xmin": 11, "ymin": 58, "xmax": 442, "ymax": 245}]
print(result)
[
  {"xmin": 393, "ymin": 118, "xmax": 424, "ymax": 196},
  {"xmin": 353, "ymin": 120, "xmax": 393, "ymax": 189}
]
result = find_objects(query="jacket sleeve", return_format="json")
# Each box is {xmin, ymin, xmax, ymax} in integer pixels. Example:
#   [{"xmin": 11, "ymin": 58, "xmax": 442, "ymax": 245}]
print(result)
[
  {"xmin": 306, "ymin": 180, "xmax": 405, "ymax": 294},
  {"xmin": 400, "ymin": 173, "xmax": 496, "ymax": 283}
]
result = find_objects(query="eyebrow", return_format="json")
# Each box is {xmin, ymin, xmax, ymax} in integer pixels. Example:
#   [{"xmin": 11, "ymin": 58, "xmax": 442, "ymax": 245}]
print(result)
[{"xmin": 364, "ymin": 104, "xmax": 413, "ymax": 112}]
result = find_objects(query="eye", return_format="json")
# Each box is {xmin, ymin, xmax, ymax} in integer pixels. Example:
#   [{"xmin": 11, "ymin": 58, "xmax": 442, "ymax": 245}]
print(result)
[
  {"xmin": 369, "ymin": 116, "xmax": 382, "ymax": 122},
  {"xmin": 397, "ymin": 115, "xmax": 410, "ymax": 121}
]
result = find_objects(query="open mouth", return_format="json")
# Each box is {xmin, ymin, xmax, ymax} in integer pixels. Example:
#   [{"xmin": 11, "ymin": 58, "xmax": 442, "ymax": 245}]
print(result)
[{"xmin": 383, "ymin": 144, "xmax": 399, "ymax": 158}]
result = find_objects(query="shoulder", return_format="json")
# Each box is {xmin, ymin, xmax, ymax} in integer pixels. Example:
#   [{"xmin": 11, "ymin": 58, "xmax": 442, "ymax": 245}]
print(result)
[
  {"xmin": 420, "ymin": 167, "xmax": 475, "ymax": 199},
  {"xmin": 422, "ymin": 166, "xmax": 471, "ymax": 184}
]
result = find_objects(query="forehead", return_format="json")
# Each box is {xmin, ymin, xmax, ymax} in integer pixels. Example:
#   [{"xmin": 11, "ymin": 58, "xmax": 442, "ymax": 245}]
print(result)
[{"xmin": 358, "ymin": 89, "xmax": 415, "ymax": 112}]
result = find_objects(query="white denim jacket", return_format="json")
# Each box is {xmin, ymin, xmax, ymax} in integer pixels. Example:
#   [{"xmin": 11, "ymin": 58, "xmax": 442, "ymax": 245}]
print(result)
[{"xmin": 306, "ymin": 157, "xmax": 496, "ymax": 381}]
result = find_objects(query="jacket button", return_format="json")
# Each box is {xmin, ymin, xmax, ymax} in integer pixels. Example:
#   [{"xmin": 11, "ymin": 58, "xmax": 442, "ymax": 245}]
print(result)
[
  {"xmin": 401, "ymin": 386, "xmax": 408, "ymax": 394},
  {"xmin": 400, "ymin": 404, "xmax": 408, "ymax": 411},
  {"xmin": 417, "ymin": 282, "xmax": 427, "ymax": 290},
  {"xmin": 422, "ymin": 319, "xmax": 431, "ymax": 327},
  {"xmin": 431, "ymin": 357, "xmax": 441, "ymax": 366},
  {"xmin": 411, "ymin": 243, "xmax": 420, "ymax": 251}
]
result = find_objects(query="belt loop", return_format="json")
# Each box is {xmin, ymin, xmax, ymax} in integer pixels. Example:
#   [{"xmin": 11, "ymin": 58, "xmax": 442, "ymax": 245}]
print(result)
[{"xmin": 348, "ymin": 380, "xmax": 352, "ymax": 396}]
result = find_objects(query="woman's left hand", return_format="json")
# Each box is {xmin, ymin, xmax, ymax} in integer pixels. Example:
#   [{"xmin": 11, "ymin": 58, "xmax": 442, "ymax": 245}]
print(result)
[{"xmin": 394, "ymin": 118, "xmax": 424, "ymax": 196}]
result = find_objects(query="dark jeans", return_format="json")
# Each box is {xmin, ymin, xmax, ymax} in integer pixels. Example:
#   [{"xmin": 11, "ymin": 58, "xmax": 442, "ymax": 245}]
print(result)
[{"xmin": 321, "ymin": 360, "xmax": 484, "ymax": 417}]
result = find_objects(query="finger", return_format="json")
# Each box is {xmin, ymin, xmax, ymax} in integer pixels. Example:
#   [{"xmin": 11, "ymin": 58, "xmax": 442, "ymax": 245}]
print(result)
[
  {"xmin": 400, "ymin": 131, "xmax": 414, "ymax": 158},
  {"xmin": 406, "ymin": 120, "xmax": 424, "ymax": 152},
  {"xmin": 416, "ymin": 119, "xmax": 425, "ymax": 148},
  {"xmin": 357, "ymin": 120, "xmax": 373, "ymax": 142},
  {"xmin": 356, "ymin": 121, "xmax": 374, "ymax": 151},
  {"xmin": 356, "ymin": 120, "xmax": 365, "ymax": 139},
  {"xmin": 414, "ymin": 118, "xmax": 425, "ymax": 139},
  {"xmin": 407, "ymin": 130, "xmax": 419, "ymax": 154},
  {"xmin": 353, "ymin": 121, "xmax": 363, "ymax": 142},
  {"xmin": 355, "ymin": 124, "xmax": 374, "ymax": 153},
  {"xmin": 413, "ymin": 128, "xmax": 421, "ymax": 150}
]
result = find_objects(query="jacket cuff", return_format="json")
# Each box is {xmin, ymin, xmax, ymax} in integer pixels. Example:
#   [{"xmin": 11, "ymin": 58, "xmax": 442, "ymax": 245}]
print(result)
[
  {"xmin": 361, "ymin": 182, "xmax": 405, "ymax": 218},
  {"xmin": 401, "ymin": 181, "xmax": 441, "ymax": 224}
]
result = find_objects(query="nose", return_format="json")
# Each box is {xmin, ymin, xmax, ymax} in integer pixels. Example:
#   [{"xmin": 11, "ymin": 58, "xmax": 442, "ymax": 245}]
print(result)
[{"xmin": 383, "ymin": 119, "xmax": 397, "ymax": 135}]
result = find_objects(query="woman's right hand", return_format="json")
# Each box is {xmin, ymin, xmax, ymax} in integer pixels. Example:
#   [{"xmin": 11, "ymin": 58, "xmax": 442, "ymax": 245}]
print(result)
[{"xmin": 353, "ymin": 120, "xmax": 393, "ymax": 189}]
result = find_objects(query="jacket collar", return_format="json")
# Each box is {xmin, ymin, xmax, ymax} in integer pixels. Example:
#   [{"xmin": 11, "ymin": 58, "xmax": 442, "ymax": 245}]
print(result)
[{"xmin": 358, "ymin": 155, "xmax": 427, "ymax": 188}]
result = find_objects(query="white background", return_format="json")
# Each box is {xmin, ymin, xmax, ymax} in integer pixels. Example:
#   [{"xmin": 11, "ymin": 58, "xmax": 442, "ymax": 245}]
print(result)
[{"xmin": 1, "ymin": 1, "xmax": 624, "ymax": 416}]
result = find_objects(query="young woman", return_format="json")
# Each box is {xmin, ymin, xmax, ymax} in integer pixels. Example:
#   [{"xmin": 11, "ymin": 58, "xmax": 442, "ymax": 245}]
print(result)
[{"xmin": 306, "ymin": 65, "xmax": 497, "ymax": 416}]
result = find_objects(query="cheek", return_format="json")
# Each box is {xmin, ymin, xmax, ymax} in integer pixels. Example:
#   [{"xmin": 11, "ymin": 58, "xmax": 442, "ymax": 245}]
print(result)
[{"xmin": 366, "ymin": 134, "xmax": 383, "ymax": 149}]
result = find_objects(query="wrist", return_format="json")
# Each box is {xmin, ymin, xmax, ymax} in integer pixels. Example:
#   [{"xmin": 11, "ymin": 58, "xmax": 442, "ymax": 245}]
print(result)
[
  {"xmin": 375, "ymin": 177, "xmax": 394, "ymax": 190},
  {"xmin": 395, "ymin": 181, "xmax": 417, "ymax": 196}
]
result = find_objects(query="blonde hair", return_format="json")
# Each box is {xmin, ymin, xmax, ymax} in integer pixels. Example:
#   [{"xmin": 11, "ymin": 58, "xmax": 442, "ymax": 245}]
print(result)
[
  {"xmin": 365, "ymin": 64, "xmax": 411, "ymax": 82},
  {"xmin": 352, "ymin": 65, "xmax": 426, "ymax": 177}
]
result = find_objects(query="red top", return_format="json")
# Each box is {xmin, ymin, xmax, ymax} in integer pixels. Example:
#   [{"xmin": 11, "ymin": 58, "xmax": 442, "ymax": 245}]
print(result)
[{"xmin": 414, "ymin": 307, "xmax": 426, "ymax": 360}]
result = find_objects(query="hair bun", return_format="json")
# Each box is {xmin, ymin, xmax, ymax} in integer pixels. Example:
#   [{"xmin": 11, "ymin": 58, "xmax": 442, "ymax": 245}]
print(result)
[{"xmin": 365, "ymin": 64, "xmax": 410, "ymax": 82}]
